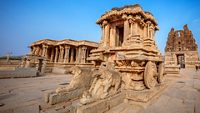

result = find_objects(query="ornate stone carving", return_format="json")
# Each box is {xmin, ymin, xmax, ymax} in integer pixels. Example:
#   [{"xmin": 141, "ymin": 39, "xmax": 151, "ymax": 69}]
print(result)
[
  {"xmin": 80, "ymin": 64, "xmax": 121, "ymax": 105},
  {"xmin": 56, "ymin": 66, "xmax": 94, "ymax": 93},
  {"xmin": 144, "ymin": 61, "xmax": 157, "ymax": 89}
]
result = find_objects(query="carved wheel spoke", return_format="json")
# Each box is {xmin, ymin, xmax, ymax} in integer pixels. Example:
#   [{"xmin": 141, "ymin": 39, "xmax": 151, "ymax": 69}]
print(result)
[
  {"xmin": 144, "ymin": 61, "xmax": 157, "ymax": 89},
  {"xmin": 158, "ymin": 62, "xmax": 164, "ymax": 83}
]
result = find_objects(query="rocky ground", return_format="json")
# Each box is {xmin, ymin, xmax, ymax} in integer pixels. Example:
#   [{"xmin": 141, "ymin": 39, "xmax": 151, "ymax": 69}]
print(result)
[{"xmin": 0, "ymin": 69, "xmax": 199, "ymax": 113}]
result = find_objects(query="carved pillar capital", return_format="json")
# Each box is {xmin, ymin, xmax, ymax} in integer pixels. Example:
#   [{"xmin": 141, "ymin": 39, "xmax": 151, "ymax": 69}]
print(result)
[
  {"xmin": 128, "ymin": 18, "xmax": 135, "ymax": 24},
  {"xmin": 102, "ymin": 20, "xmax": 108, "ymax": 27},
  {"xmin": 59, "ymin": 45, "xmax": 64, "ymax": 50},
  {"xmin": 82, "ymin": 46, "xmax": 87, "ymax": 50},
  {"xmin": 146, "ymin": 20, "xmax": 151, "ymax": 25},
  {"xmin": 135, "ymin": 14, "xmax": 142, "ymax": 20},
  {"xmin": 122, "ymin": 14, "xmax": 128, "ymax": 20},
  {"xmin": 64, "ymin": 45, "xmax": 70, "ymax": 49}
]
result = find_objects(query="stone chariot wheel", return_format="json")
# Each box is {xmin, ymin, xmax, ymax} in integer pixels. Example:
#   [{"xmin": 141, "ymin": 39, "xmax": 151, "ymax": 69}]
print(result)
[
  {"xmin": 144, "ymin": 61, "xmax": 157, "ymax": 89},
  {"xmin": 158, "ymin": 62, "xmax": 164, "ymax": 83}
]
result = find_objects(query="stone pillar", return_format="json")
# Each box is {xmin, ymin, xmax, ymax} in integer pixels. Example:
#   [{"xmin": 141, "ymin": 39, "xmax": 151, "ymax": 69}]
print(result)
[
  {"xmin": 77, "ymin": 46, "xmax": 82, "ymax": 64},
  {"xmin": 50, "ymin": 48, "xmax": 55, "ymax": 62},
  {"xmin": 130, "ymin": 22, "xmax": 133, "ymax": 35},
  {"xmin": 151, "ymin": 29, "xmax": 155, "ymax": 39},
  {"xmin": 86, "ymin": 49, "xmax": 89, "ymax": 63},
  {"xmin": 147, "ymin": 21, "xmax": 151, "ymax": 39},
  {"xmin": 103, "ymin": 21, "xmax": 110, "ymax": 47},
  {"xmin": 133, "ymin": 22, "xmax": 138, "ymax": 35},
  {"xmin": 42, "ymin": 45, "xmax": 48, "ymax": 57},
  {"xmin": 34, "ymin": 47, "xmax": 37, "ymax": 55},
  {"xmin": 42, "ymin": 45, "xmax": 45, "ymax": 57},
  {"xmin": 110, "ymin": 26, "xmax": 116, "ymax": 47},
  {"xmin": 64, "ymin": 45, "xmax": 70, "ymax": 63},
  {"xmin": 35, "ymin": 46, "xmax": 40, "ymax": 56},
  {"xmin": 123, "ymin": 18, "xmax": 129, "ymax": 41},
  {"xmin": 116, "ymin": 28, "xmax": 119, "ymax": 46},
  {"xmin": 99, "ymin": 26, "xmax": 105, "ymax": 48},
  {"xmin": 75, "ymin": 48, "xmax": 79, "ymax": 64},
  {"xmin": 143, "ymin": 24, "xmax": 148, "ymax": 38},
  {"xmin": 25, "ymin": 59, "xmax": 31, "ymax": 68},
  {"xmin": 81, "ymin": 46, "xmax": 87, "ymax": 63},
  {"xmin": 39, "ymin": 47, "xmax": 42, "ymax": 56},
  {"xmin": 59, "ymin": 46, "xmax": 64, "ymax": 62},
  {"xmin": 54, "ymin": 47, "xmax": 58, "ymax": 63},
  {"xmin": 78, "ymin": 47, "xmax": 82, "ymax": 64},
  {"xmin": 31, "ymin": 47, "xmax": 36, "ymax": 55},
  {"xmin": 70, "ymin": 48, "xmax": 74, "ymax": 63},
  {"xmin": 41, "ymin": 60, "xmax": 47, "ymax": 74}
]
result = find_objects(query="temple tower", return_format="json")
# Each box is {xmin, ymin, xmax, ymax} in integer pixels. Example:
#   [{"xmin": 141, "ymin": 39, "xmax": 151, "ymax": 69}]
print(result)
[{"xmin": 165, "ymin": 24, "xmax": 199, "ymax": 68}]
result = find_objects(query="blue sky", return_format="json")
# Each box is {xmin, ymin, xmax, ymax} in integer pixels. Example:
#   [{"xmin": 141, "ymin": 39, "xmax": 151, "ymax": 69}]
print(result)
[{"xmin": 0, "ymin": 0, "xmax": 200, "ymax": 56}]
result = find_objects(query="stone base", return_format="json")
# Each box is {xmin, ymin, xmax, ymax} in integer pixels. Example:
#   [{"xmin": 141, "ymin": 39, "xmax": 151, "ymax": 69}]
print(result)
[
  {"xmin": 77, "ymin": 92, "xmax": 125, "ymax": 113},
  {"xmin": 40, "ymin": 99, "xmax": 80, "ymax": 113},
  {"xmin": 125, "ymin": 84, "xmax": 167, "ymax": 102},
  {"xmin": 0, "ymin": 68, "xmax": 39, "ymax": 79},
  {"xmin": 164, "ymin": 65, "xmax": 180, "ymax": 74},
  {"xmin": 45, "ymin": 88, "xmax": 86, "ymax": 105},
  {"xmin": 41, "ymin": 85, "xmax": 168, "ymax": 113}
]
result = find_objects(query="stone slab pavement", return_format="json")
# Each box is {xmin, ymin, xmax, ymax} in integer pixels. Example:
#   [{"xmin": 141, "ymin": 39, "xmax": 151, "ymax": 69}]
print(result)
[
  {"xmin": 0, "ymin": 69, "xmax": 200, "ymax": 113},
  {"xmin": 107, "ymin": 69, "xmax": 200, "ymax": 113},
  {"xmin": 0, "ymin": 73, "xmax": 72, "ymax": 113}
]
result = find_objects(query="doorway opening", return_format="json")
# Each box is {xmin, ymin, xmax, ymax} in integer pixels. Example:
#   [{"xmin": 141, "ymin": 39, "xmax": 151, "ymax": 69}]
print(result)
[
  {"xmin": 116, "ymin": 26, "xmax": 124, "ymax": 47},
  {"xmin": 177, "ymin": 54, "xmax": 185, "ymax": 68}
]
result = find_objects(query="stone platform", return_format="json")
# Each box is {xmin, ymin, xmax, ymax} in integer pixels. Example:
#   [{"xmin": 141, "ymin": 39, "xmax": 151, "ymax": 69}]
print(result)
[
  {"xmin": 125, "ymin": 84, "xmax": 167, "ymax": 103},
  {"xmin": 0, "ymin": 68, "xmax": 39, "ymax": 79},
  {"xmin": 164, "ymin": 65, "xmax": 180, "ymax": 75}
]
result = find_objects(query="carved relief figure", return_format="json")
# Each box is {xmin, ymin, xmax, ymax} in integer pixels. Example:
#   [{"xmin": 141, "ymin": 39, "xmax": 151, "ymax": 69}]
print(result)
[
  {"xmin": 56, "ymin": 66, "xmax": 94, "ymax": 93},
  {"xmin": 80, "ymin": 64, "xmax": 121, "ymax": 105}
]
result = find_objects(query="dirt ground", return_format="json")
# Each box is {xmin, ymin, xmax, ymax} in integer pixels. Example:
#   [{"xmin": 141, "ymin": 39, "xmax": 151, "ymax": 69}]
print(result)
[
  {"xmin": 0, "ymin": 69, "xmax": 200, "ymax": 113},
  {"xmin": 0, "ymin": 73, "xmax": 72, "ymax": 113}
]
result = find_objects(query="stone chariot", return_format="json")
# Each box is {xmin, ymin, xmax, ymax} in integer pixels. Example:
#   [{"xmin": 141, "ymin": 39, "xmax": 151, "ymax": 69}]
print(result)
[
  {"xmin": 88, "ymin": 4, "xmax": 164, "ymax": 91},
  {"xmin": 41, "ymin": 4, "xmax": 165, "ymax": 113}
]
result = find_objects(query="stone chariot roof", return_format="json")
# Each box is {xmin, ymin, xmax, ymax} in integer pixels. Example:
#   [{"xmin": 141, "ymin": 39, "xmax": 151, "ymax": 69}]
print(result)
[{"xmin": 96, "ymin": 4, "xmax": 158, "ymax": 27}]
